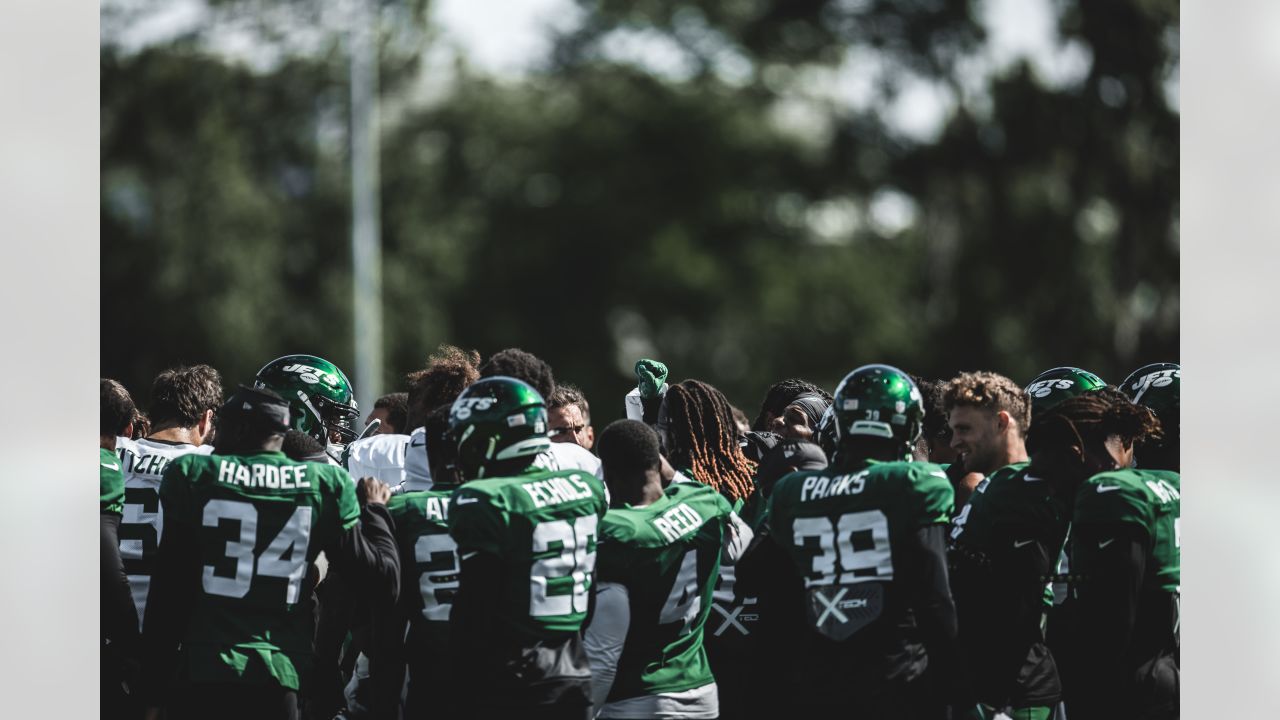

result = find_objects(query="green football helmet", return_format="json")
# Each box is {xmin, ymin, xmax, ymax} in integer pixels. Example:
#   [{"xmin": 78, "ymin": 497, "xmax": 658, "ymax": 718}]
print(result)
[
  {"xmin": 448, "ymin": 376, "xmax": 551, "ymax": 480},
  {"xmin": 815, "ymin": 405, "xmax": 838, "ymax": 459},
  {"xmin": 1024, "ymin": 366, "xmax": 1107, "ymax": 416},
  {"xmin": 254, "ymin": 354, "xmax": 360, "ymax": 445},
  {"xmin": 1120, "ymin": 362, "xmax": 1180, "ymax": 420},
  {"xmin": 831, "ymin": 364, "xmax": 924, "ymax": 462}
]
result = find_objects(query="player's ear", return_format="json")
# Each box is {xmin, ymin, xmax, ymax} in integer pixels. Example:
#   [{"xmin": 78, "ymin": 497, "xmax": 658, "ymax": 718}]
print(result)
[{"xmin": 995, "ymin": 410, "xmax": 1011, "ymax": 433}]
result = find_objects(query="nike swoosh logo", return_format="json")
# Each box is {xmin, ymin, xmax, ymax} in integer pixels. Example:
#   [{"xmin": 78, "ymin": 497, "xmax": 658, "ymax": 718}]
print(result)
[
  {"xmin": 1096, "ymin": 485, "xmax": 1123, "ymax": 493},
  {"xmin": 1014, "ymin": 539, "xmax": 1035, "ymax": 548},
  {"xmin": 101, "ymin": 462, "xmax": 119, "ymax": 470},
  {"xmin": 455, "ymin": 497, "xmax": 479, "ymax": 505},
  {"xmin": 1099, "ymin": 538, "xmax": 1115, "ymax": 549}
]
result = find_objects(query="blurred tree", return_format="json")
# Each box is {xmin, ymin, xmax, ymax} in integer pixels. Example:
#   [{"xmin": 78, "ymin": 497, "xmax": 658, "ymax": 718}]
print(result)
[{"xmin": 101, "ymin": 0, "xmax": 1177, "ymax": 419}]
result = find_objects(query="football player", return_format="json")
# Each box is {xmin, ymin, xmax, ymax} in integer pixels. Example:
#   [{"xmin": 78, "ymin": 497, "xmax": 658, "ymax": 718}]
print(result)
[
  {"xmin": 750, "ymin": 377, "xmax": 830, "ymax": 432},
  {"xmin": 1064, "ymin": 366, "xmax": 1178, "ymax": 719},
  {"xmin": 344, "ymin": 391, "xmax": 414, "ymax": 485},
  {"xmin": 254, "ymin": 354, "xmax": 362, "ymax": 464},
  {"xmin": 548, "ymin": 383, "xmax": 595, "ymax": 449},
  {"xmin": 400, "ymin": 344, "xmax": 483, "ymax": 488},
  {"xmin": 479, "ymin": 348, "xmax": 602, "ymax": 477},
  {"xmin": 584, "ymin": 419, "xmax": 752, "ymax": 719},
  {"xmin": 1120, "ymin": 362, "xmax": 1179, "ymax": 471},
  {"xmin": 101, "ymin": 379, "xmax": 141, "ymax": 717},
  {"xmin": 759, "ymin": 364, "xmax": 963, "ymax": 717},
  {"xmin": 656, "ymin": 379, "xmax": 758, "ymax": 506},
  {"xmin": 768, "ymin": 392, "xmax": 830, "ymax": 442},
  {"xmin": 1024, "ymin": 366, "xmax": 1107, "ymax": 417},
  {"xmin": 942, "ymin": 371, "xmax": 1031, "ymax": 507},
  {"xmin": 445, "ymin": 377, "xmax": 608, "ymax": 719},
  {"xmin": 368, "ymin": 405, "xmax": 465, "ymax": 719},
  {"xmin": 117, "ymin": 364, "xmax": 223, "ymax": 628},
  {"xmin": 138, "ymin": 386, "xmax": 400, "ymax": 720},
  {"xmin": 949, "ymin": 388, "xmax": 1155, "ymax": 720}
]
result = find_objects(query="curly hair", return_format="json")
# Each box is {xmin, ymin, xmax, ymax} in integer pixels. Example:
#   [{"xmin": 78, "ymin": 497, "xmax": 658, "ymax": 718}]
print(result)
[
  {"xmin": 1026, "ymin": 388, "xmax": 1163, "ymax": 458},
  {"xmin": 150, "ymin": 364, "xmax": 224, "ymax": 429},
  {"xmin": 406, "ymin": 345, "xmax": 482, "ymax": 429},
  {"xmin": 665, "ymin": 379, "xmax": 757, "ymax": 502},
  {"xmin": 479, "ymin": 348, "xmax": 556, "ymax": 400},
  {"xmin": 942, "ymin": 371, "xmax": 1032, "ymax": 435}
]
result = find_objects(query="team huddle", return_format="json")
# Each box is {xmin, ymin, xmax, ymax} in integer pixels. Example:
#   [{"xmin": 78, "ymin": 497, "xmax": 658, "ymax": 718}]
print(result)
[{"xmin": 99, "ymin": 347, "xmax": 1180, "ymax": 720}]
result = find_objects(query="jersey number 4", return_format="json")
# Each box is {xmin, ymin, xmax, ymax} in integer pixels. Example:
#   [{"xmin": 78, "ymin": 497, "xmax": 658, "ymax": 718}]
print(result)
[
  {"xmin": 794, "ymin": 510, "xmax": 893, "ymax": 587},
  {"xmin": 203, "ymin": 500, "xmax": 313, "ymax": 604},
  {"xmin": 530, "ymin": 515, "xmax": 598, "ymax": 617}
]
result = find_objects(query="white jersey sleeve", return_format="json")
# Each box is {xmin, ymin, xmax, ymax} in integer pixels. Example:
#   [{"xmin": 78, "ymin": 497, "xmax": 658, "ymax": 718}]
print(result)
[
  {"xmin": 343, "ymin": 433, "xmax": 410, "ymax": 484},
  {"xmin": 535, "ymin": 441, "xmax": 603, "ymax": 478},
  {"xmin": 402, "ymin": 426, "xmax": 432, "ymax": 491}
]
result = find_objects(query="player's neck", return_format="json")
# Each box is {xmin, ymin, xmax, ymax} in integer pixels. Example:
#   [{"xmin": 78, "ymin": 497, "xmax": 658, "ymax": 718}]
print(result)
[{"xmin": 150, "ymin": 424, "xmax": 202, "ymax": 446}]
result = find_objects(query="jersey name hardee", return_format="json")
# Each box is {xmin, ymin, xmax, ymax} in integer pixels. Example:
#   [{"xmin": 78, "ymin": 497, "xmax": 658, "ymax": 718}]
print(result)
[{"xmin": 216, "ymin": 460, "xmax": 312, "ymax": 489}]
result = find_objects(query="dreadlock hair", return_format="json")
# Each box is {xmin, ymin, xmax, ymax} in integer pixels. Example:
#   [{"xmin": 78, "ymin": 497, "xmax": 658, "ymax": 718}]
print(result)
[
  {"xmin": 664, "ymin": 379, "xmax": 757, "ymax": 502},
  {"xmin": 752, "ymin": 378, "xmax": 832, "ymax": 431},
  {"xmin": 405, "ymin": 345, "xmax": 482, "ymax": 430},
  {"xmin": 1026, "ymin": 388, "xmax": 1163, "ymax": 462}
]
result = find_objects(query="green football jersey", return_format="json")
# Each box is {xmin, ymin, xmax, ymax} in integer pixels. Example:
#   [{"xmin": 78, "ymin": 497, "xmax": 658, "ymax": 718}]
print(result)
[
  {"xmin": 949, "ymin": 463, "xmax": 1067, "ymax": 606},
  {"xmin": 766, "ymin": 460, "xmax": 953, "ymax": 641},
  {"xmin": 387, "ymin": 487, "xmax": 459, "ymax": 636},
  {"xmin": 597, "ymin": 482, "xmax": 734, "ymax": 701},
  {"xmin": 101, "ymin": 448, "xmax": 125, "ymax": 515},
  {"xmin": 948, "ymin": 462, "xmax": 1070, "ymax": 706},
  {"xmin": 1073, "ymin": 469, "xmax": 1180, "ymax": 594},
  {"xmin": 158, "ymin": 451, "xmax": 360, "ymax": 690},
  {"xmin": 448, "ymin": 468, "xmax": 608, "ymax": 641}
]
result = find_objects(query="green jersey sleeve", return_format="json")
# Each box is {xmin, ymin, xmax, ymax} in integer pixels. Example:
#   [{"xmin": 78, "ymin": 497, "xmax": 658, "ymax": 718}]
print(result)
[
  {"xmin": 447, "ymin": 484, "xmax": 509, "ymax": 556},
  {"xmin": 330, "ymin": 466, "xmax": 361, "ymax": 531},
  {"xmin": 908, "ymin": 463, "xmax": 954, "ymax": 526},
  {"xmin": 1074, "ymin": 470, "xmax": 1155, "ymax": 532},
  {"xmin": 101, "ymin": 448, "xmax": 126, "ymax": 515}
]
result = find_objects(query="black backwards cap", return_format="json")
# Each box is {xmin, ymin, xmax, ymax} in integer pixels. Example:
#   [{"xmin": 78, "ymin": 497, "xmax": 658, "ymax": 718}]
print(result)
[
  {"xmin": 788, "ymin": 393, "xmax": 830, "ymax": 430},
  {"xmin": 755, "ymin": 438, "xmax": 830, "ymax": 497},
  {"xmin": 219, "ymin": 385, "xmax": 292, "ymax": 432}
]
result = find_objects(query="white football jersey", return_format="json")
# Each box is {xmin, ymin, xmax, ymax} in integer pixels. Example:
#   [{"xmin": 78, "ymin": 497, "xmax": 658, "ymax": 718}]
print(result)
[
  {"xmin": 344, "ymin": 433, "xmax": 411, "ymax": 485},
  {"xmin": 535, "ymin": 441, "xmax": 603, "ymax": 479},
  {"xmin": 116, "ymin": 438, "xmax": 213, "ymax": 627},
  {"xmin": 402, "ymin": 426, "xmax": 432, "ymax": 491}
]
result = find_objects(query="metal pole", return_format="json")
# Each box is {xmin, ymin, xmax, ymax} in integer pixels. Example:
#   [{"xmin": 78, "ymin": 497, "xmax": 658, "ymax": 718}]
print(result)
[{"xmin": 350, "ymin": 0, "xmax": 382, "ymax": 422}]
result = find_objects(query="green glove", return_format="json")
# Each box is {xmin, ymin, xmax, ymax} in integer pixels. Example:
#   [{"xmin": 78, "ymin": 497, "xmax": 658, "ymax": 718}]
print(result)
[{"xmin": 634, "ymin": 359, "xmax": 669, "ymax": 400}]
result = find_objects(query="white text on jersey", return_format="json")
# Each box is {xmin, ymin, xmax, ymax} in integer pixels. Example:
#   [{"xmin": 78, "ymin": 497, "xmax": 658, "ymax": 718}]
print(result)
[
  {"xmin": 653, "ymin": 503, "xmax": 705, "ymax": 543},
  {"xmin": 800, "ymin": 471, "xmax": 869, "ymax": 503},
  {"xmin": 521, "ymin": 474, "xmax": 593, "ymax": 508},
  {"xmin": 423, "ymin": 496, "xmax": 450, "ymax": 521},
  {"xmin": 217, "ymin": 461, "xmax": 311, "ymax": 490}
]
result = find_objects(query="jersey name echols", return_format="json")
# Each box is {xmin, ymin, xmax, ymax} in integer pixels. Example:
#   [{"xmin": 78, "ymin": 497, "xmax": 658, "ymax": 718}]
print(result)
[{"xmin": 521, "ymin": 474, "xmax": 594, "ymax": 508}]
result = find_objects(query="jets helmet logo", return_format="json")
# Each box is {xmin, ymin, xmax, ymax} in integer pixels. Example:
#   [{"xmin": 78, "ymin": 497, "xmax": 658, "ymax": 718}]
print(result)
[
  {"xmin": 1026, "ymin": 378, "xmax": 1073, "ymax": 398},
  {"xmin": 280, "ymin": 363, "xmax": 336, "ymax": 387},
  {"xmin": 451, "ymin": 397, "xmax": 497, "ymax": 420},
  {"xmin": 1128, "ymin": 368, "xmax": 1179, "ymax": 404}
]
